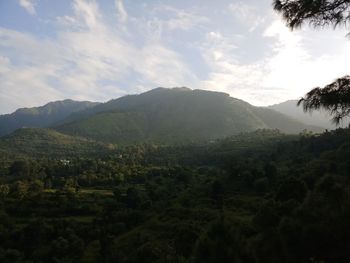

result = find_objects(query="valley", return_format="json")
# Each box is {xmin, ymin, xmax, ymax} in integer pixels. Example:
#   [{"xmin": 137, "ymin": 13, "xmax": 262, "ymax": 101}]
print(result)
[{"xmin": 0, "ymin": 128, "xmax": 349, "ymax": 262}]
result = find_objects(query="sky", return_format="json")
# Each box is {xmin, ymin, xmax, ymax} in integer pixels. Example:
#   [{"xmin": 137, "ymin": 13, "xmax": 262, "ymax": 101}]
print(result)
[{"xmin": 0, "ymin": 0, "xmax": 349, "ymax": 114}]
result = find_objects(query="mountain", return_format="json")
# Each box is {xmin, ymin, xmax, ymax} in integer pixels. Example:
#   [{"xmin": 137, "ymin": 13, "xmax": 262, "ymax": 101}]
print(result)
[
  {"xmin": 0, "ymin": 128, "xmax": 113, "ymax": 157},
  {"xmin": 54, "ymin": 88, "xmax": 323, "ymax": 144},
  {"xmin": 0, "ymin": 99, "xmax": 99, "ymax": 136},
  {"xmin": 268, "ymin": 100, "xmax": 350, "ymax": 130}
]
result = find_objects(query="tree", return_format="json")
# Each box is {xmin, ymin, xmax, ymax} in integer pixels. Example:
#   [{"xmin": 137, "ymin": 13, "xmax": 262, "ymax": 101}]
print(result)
[
  {"xmin": 28, "ymin": 180, "xmax": 44, "ymax": 197},
  {"xmin": 297, "ymin": 76, "xmax": 350, "ymax": 124},
  {"xmin": 0, "ymin": 185, "xmax": 10, "ymax": 199},
  {"xmin": 12, "ymin": 181, "xmax": 29, "ymax": 199},
  {"xmin": 264, "ymin": 162, "xmax": 277, "ymax": 181},
  {"xmin": 10, "ymin": 160, "xmax": 30, "ymax": 177},
  {"xmin": 193, "ymin": 221, "xmax": 243, "ymax": 263},
  {"xmin": 210, "ymin": 180, "xmax": 224, "ymax": 209},
  {"xmin": 273, "ymin": 0, "xmax": 350, "ymax": 30},
  {"xmin": 275, "ymin": 177, "xmax": 307, "ymax": 202},
  {"xmin": 274, "ymin": 0, "xmax": 350, "ymax": 123},
  {"xmin": 125, "ymin": 187, "xmax": 141, "ymax": 209}
]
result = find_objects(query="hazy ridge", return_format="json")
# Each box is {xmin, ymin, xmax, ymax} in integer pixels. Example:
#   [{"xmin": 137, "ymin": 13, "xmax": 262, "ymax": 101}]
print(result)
[{"xmin": 0, "ymin": 88, "xmax": 323, "ymax": 148}]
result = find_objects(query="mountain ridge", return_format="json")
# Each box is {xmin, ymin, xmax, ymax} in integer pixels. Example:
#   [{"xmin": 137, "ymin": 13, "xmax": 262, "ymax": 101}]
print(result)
[
  {"xmin": 0, "ymin": 99, "xmax": 99, "ymax": 136},
  {"xmin": 0, "ymin": 88, "xmax": 324, "ymax": 144},
  {"xmin": 268, "ymin": 99, "xmax": 350, "ymax": 129},
  {"xmin": 54, "ymin": 88, "xmax": 323, "ymax": 144}
]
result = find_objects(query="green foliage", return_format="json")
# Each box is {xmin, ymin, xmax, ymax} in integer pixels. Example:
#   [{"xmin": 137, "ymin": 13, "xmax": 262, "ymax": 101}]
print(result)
[
  {"xmin": 10, "ymin": 161, "xmax": 30, "ymax": 177},
  {"xmin": 275, "ymin": 177, "xmax": 307, "ymax": 202},
  {"xmin": 0, "ymin": 100, "xmax": 98, "ymax": 136},
  {"xmin": 194, "ymin": 220, "xmax": 243, "ymax": 263},
  {"xmin": 298, "ymin": 75, "xmax": 350, "ymax": 124},
  {"xmin": 0, "ymin": 128, "xmax": 349, "ymax": 262},
  {"xmin": 0, "ymin": 128, "xmax": 113, "ymax": 158},
  {"xmin": 55, "ymin": 88, "xmax": 321, "ymax": 144}
]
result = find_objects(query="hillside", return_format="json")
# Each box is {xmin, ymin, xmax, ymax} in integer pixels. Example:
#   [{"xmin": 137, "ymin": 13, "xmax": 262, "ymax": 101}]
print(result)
[
  {"xmin": 0, "ymin": 100, "xmax": 99, "ymax": 136},
  {"xmin": 268, "ymin": 100, "xmax": 350, "ymax": 129},
  {"xmin": 253, "ymin": 106, "xmax": 323, "ymax": 134},
  {"xmin": 0, "ymin": 128, "xmax": 113, "ymax": 157},
  {"xmin": 55, "ymin": 88, "xmax": 323, "ymax": 144}
]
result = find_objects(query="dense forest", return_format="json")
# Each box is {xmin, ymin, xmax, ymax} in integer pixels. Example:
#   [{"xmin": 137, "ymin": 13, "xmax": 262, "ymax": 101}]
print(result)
[{"xmin": 0, "ymin": 128, "xmax": 350, "ymax": 262}]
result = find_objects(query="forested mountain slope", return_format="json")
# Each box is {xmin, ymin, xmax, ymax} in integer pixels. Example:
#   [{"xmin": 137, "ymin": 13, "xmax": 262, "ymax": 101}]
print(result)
[
  {"xmin": 0, "ymin": 100, "xmax": 99, "ymax": 136},
  {"xmin": 55, "ymin": 88, "xmax": 322, "ymax": 144},
  {"xmin": 0, "ymin": 128, "xmax": 112, "ymax": 157}
]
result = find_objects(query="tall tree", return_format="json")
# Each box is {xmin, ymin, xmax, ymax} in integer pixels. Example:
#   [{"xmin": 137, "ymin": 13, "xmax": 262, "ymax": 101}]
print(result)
[
  {"xmin": 297, "ymin": 76, "xmax": 350, "ymax": 124},
  {"xmin": 273, "ymin": 0, "xmax": 350, "ymax": 123},
  {"xmin": 273, "ymin": 0, "xmax": 350, "ymax": 29}
]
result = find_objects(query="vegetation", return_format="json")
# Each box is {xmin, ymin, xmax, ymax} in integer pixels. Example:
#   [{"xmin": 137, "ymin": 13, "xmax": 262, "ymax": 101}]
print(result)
[
  {"xmin": 0, "ymin": 128, "xmax": 113, "ymax": 158},
  {"xmin": 273, "ymin": 0, "xmax": 350, "ymax": 30},
  {"xmin": 0, "ymin": 128, "xmax": 350, "ymax": 262},
  {"xmin": 55, "ymin": 88, "xmax": 321, "ymax": 144},
  {"xmin": 0, "ymin": 100, "xmax": 98, "ymax": 136},
  {"xmin": 0, "ymin": 1, "xmax": 348, "ymax": 262},
  {"xmin": 298, "ymin": 75, "xmax": 350, "ymax": 124},
  {"xmin": 0, "ymin": 88, "xmax": 322, "ymax": 145},
  {"xmin": 274, "ymin": 0, "xmax": 350, "ymax": 124}
]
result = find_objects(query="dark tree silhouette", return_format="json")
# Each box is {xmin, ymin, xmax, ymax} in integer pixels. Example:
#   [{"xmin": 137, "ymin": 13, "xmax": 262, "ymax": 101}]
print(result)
[
  {"xmin": 274, "ymin": 0, "xmax": 350, "ymax": 123},
  {"xmin": 297, "ymin": 76, "xmax": 350, "ymax": 124},
  {"xmin": 273, "ymin": 0, "xmax": 350, "ymax": 30}
]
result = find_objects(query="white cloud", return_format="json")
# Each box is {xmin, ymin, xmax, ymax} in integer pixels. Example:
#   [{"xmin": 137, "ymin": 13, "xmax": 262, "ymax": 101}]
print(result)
[
  {"xmin": 0, "ymin": 0, "xmax": 196, "ymax": 113},
  {"xmin": 229, "ymin": 2, "xmax": 266, "ymax": 32},
  {"xmin": 139, "ymin": 44, "xmax": 197, "ymax": 86},
  {"xmin": 0, "ymin": 57, "xmax": 63, "ymax": 114},
  {"xmin": 2, "ymin": 0, "xmax": 350, "ymax": 113},
  {"xmin": 115, "ymin": 0, "xmax": 128, "ymax": 23},
  {"xmin": 56, "ymin": 15, "xmax": 77, "ymax": 27},
  {"xmin": 199, "ymin": 19, "xmax": 350, "ymax": 106},
  {"xmin": 147, "ymin": 5, "xmax": 208, "ymax": 34},
  {"xmin": 19, "ymin": 0, "xmax": 36, "ymax": 15},
  {"xmin": 165, "ymin": 8, "xmax": 208, "ymax": 31},
  {"xmin": 72, "ymin": 0, "xmax": 102, "ymax": 30},
  {"xmin": 261, "ymin": 20, "xmax": 350, "ymax": 102}
]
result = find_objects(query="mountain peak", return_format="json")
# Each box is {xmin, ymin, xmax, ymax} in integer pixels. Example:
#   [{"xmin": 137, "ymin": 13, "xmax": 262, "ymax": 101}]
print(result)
[
  {"xmin": 1, "ymin": 88, "xmax": 324, "ymax": 143},
  {"xmin": 0, "ymin": 100, "xmax": 99, "ymax": 136},
  {"xmin": 141, "ymin": 87, "xmax": 230, "ymax": 98},
  {"xmin": 54, "ymin": 87, "xmax": 322, "ymax": 144},
  {"xmin": 143, "ymin": 87, "xmax": 191, "ymax": 94}
]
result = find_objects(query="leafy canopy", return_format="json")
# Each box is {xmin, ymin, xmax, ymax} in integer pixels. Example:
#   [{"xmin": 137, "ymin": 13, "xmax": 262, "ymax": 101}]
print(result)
[
  {"xmin": 273, "ymin": 0, "xmax": 350, "ymax": 30},
  {"xmin": 297, "ymin": 76, "xmax": 350, "ymax": 124}
]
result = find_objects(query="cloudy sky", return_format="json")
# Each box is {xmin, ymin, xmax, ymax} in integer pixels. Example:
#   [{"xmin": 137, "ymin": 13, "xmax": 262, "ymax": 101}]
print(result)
[{"xmin": 0, "ymin": 0, "xmax": 349, "ymax": 114}]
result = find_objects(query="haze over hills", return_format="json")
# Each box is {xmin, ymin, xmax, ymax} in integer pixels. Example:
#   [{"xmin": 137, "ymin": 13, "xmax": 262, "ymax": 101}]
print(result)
[
  {"xmin": 0, "ymin": 88, "xmax": 324, "ymax": 146},
  {"xmin": 0, "ymin": 99, "xmax": 99, "ymax": 136},
  {"xmin": 268, "ymin": 100, "xmax": 350, "ymax": 130}
]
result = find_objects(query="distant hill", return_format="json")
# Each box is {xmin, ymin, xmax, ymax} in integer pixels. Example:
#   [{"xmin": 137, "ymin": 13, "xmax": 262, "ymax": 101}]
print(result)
[
  {"xmin": 268, "ymin": 100, "xmax": 350, "ymax": 130},
  {"xmin": 54, "ymin": 88, "xmax": 323, "ymax": 144},
  {"xmin": 0, "ymin": 99, "xmax": 99, "ymax": 136},
  {"xmin": 0, "ymin": 128, "xmax": 113, "ymax": 157}
]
